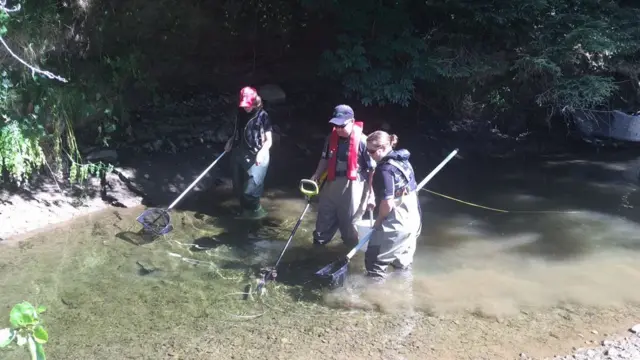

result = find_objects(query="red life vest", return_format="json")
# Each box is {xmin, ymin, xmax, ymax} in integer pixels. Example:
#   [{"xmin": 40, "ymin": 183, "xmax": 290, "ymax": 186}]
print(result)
[{"xmin": 327, "ymin": 121, "xmax": 364, "ymax": 181}]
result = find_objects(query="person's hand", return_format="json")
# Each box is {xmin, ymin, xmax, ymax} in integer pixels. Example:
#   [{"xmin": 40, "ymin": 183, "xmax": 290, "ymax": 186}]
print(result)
[
  {"xmin": 255, "ymin": 149, "xmax": 267, "ymax": 165},
  {"xmin": 373, "ymin": 219, "xmax": 383, "ymax": 231},
  {"xmin": 224, "ymin": 139, "xmax": 232, "ymax": 152},
  {"xmin": 366, "ymin": 198, "xmax": 375, "ymax": 211},
  {"xmin": 310, "ymin": 173, "xmax": 319, "ymax": 182},
  {"xmin": 364, "ymin": 191, "xmax": 375, "ymax": 211}
]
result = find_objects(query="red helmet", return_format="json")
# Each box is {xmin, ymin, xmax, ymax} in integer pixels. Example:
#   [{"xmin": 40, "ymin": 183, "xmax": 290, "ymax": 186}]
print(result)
[{"xmin": 239, "ymin": 86, "xmax": 258, "ymax": 108}]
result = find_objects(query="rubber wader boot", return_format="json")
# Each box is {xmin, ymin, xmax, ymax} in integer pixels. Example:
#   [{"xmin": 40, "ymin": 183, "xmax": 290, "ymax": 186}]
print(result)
[{"xmin": 236, "ymin": 205, "xmax": 268, "ymax": 220}]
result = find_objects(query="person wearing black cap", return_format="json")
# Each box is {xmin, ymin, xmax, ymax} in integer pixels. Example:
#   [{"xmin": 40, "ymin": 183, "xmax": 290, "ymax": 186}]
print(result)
[{"xmin": 309, "ymin": 104, "xmax": 375, "ymax": 247}]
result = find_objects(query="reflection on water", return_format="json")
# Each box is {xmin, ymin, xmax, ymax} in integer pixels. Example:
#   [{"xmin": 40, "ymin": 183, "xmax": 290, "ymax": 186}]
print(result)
[{"xmin": 3, "ymin": 151, "xmax": 640, "ymax": 358}]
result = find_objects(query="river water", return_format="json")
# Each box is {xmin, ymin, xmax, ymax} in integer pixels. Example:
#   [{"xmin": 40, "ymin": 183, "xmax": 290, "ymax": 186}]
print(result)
[{"xmin": 2, "ymin": 147, "xmax": 640, "ymax": 360}]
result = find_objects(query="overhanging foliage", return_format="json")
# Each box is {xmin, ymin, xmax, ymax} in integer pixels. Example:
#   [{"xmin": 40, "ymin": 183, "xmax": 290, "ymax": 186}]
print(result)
[{"xmin": 1, "ymin": 0, "xmax": 640, "ymax": 183}]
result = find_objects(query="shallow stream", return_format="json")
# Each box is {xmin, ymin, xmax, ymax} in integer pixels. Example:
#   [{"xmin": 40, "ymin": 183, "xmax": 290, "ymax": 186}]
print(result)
[{"xmin": 3, "ymin": 149, "xmax": 640, "ymax": 359}]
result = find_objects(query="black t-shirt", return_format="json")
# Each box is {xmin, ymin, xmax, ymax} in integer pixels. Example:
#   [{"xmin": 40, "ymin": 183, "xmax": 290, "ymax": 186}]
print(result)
[{"xmin": 233, "ymin": 108, "xmax": 273, "ymax": 151}]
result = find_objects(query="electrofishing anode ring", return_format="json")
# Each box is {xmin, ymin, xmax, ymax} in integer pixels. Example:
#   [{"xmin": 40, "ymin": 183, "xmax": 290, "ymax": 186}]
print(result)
[
  {"xmin": 254, "ymin": 177, "xmax": 323, "ymax": 294},
  {"xmin": 299, "ymin": 178, "xmax": 320, "ymax": 199}
]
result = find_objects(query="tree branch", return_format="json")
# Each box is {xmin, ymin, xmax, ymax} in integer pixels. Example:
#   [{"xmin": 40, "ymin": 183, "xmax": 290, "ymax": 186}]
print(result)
[{"xmin": 0, "ymin": 2, "xmax": 68, "ymax": 83}]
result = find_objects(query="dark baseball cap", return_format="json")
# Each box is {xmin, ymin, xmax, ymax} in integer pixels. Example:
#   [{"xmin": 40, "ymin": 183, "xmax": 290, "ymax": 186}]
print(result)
[{"xmin": 329, "ymin": 104, "xmax": 355, "ymax": 126}]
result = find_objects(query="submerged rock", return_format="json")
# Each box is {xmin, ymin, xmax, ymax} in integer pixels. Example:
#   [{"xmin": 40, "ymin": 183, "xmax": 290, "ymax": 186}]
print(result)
[{"xmin": 136, "ymin": 260, "xmax": 162, "ymax": 277}]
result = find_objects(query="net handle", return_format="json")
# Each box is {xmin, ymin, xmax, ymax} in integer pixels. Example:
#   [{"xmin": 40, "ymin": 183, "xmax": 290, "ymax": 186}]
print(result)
[{"xmin": 167, "ymin": 151, "xmax": 227, "ymax": 210}]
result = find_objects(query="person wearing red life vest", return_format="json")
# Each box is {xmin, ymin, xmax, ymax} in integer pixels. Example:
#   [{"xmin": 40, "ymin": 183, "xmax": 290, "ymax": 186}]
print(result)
[{"xmin": 309, "ymin": 105, "xmax": 375, "ymax": 247}]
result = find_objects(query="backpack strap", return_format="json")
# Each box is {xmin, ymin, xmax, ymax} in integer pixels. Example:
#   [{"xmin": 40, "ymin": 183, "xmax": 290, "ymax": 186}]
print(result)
[{"xmin": 386, "ymin": 159, "xmax": 412, "ymax": 185}]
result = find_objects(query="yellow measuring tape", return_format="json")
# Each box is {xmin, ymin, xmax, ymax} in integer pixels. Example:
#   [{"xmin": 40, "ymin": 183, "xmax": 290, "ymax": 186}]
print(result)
[{"xmin": 420, "ymin": 188, "xmax": 579, "ymax": 214}]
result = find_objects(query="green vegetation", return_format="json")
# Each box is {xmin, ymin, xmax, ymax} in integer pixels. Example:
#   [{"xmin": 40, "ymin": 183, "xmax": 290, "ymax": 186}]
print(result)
[
  {"xmin": 0, "ymin": 301, "xmax": 49, "ymax": 360},
  {"xmin": 0, "ymin": 0, "xmax": 122, "ymax": 184},
  {"xmin": 1, "ymin": 0, "xmax": 640, "ymax": 183}
]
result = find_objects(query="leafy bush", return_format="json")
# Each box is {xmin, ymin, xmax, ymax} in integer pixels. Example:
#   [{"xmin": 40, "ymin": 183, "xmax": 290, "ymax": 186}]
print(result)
[
  {"xmin": 311, "ymin": 0, "xmax": 640, "ymax": 123},
  {"xmin": 0, "ymin": 0, "xmax": 137, "ymax": 184}
]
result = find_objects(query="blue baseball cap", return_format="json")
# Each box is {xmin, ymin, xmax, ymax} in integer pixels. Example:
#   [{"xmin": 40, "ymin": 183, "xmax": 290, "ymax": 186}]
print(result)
[{"xmin": 329, "ymin": 104, "xmax": 355, "ymax": 126}]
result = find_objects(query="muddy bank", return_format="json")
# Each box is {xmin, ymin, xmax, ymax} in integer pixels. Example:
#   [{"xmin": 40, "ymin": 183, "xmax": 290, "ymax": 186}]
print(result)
[
  {"xmin": 0, "ymin": 148, "xmax": 221, "ymax": 241},
  {"xmin": 0, "ymin": 177, "xmax": 105, "ymax": 241}
]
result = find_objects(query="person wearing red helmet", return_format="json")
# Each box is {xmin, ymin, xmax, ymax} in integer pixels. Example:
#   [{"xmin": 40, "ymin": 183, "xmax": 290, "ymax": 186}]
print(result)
[{"xmin": 224, "ymin": 86, "xmax": 273, "ymax": 219}]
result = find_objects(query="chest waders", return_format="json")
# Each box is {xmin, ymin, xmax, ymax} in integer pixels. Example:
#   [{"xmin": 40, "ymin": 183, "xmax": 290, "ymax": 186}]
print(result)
[
  {"xmin": 314, "ymin": 149, "xmax": 459, "ymax": 289},
  {"xmin": 230, "ymin": 110, "xmax": 270, "ymax": 217},
  {"xmin": 313, "ymin": 136, "xmax": 368, "ymax": 247}
]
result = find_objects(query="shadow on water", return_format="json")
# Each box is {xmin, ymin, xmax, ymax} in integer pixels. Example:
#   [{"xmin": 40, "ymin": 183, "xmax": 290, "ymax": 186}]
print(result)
[
  {"xmin": 271, "ymin": 245, "xmax": 356, "ymax": 303},
  {"xmin": 111, "ymin": 188, "xmax": 339, "ymax": 297},
  {"xmin": 116, "ymin": 230, "xmax": 158, "ymax": 246}
]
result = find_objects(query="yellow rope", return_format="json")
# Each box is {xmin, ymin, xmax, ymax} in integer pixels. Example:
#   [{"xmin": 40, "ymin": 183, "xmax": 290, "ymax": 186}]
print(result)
[{"xmin": 420, "ymin": 189, "xmax": 580, "ymax": 214}]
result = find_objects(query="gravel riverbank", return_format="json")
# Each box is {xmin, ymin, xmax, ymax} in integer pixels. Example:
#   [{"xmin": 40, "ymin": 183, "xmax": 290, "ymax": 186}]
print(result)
[{"xmin": 520, "ymin": 325, "xmax": 640, "ymax": 360}]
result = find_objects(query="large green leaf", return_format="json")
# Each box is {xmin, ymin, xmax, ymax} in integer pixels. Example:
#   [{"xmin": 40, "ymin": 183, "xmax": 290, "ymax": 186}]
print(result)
[
  {"xmin": 10, "ymin": 302, "xmax": 37, "ymax": 328},
  {"xmin": 0, "ymin": 328, "xmax": 16, "ymax": 347},
  {"xmin": 9, "ymin": 304, "xmax": 24, "ymax": 328},
  {"xmin": 33, "ymin": 325, "xmax": 48, "ymax": 344}
]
